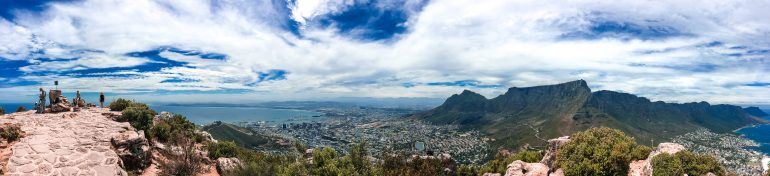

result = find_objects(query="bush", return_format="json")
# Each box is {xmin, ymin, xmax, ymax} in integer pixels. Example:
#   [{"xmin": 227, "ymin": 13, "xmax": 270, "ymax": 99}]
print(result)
[
  {"xmin": 158, "ymin": 142, "xmax": 205, "ymax": 176},
  {"xmin": 652, "ymin": 151, "xmax": 724, "ymax": 176},
  {"xmin": 15, "ymin": 106, "xmax": 26, "ymax": 112},
  {"xmin": 225, "ymin": 150, "xmax": 298, "ymax": 176},
  {"xmin": 118, "ymin": 104, "xmax": 156, "ymax": 133},
  {"xmin": 208, "ymin": 141, "xmax": 239, "ymax": 159},
  {"xmin": 109, "ymin": 98, "xmax": 134, "ymax": 111},
  {"xmin": 150, "ymin": 120, "xmax": 172, "ymax": 142},
  {"xmin": 0, "ymin": 124, "xmax": 22, "ymax": 142},
  {"xmin": 150, "ymin": 113, "xmax": 203, "ymax": 145},
  {"xmin": 0, "ymin": 107, "xmax": 4, "ymax": 114},
  {"xmin": 556, "ymin": 127, "xmax": 651, "ymax": 176}
]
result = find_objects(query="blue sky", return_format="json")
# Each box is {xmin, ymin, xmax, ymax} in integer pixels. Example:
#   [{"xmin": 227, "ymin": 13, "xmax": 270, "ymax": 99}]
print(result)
[{"xmin": 0, "ymin": 0, "xmax": 769, "ymax": 105}]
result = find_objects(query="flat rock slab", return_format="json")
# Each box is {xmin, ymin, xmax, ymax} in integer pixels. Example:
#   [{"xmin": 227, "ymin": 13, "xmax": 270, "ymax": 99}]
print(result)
[{"xmin": 1, "ymin": 109, "xmax": 130, "ymax": 175}]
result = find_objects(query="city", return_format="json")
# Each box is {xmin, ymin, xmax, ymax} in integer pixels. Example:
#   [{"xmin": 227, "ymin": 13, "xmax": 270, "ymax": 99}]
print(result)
[{"xmin": 234, "ymin": 106, "xmax": 492, "ymax": 164}]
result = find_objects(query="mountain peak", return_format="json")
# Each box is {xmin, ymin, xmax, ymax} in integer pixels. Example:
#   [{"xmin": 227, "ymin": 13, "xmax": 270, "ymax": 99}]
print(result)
[{"xmin": 744, "ymin": 107, "xmax": 769, "ymax": 117}]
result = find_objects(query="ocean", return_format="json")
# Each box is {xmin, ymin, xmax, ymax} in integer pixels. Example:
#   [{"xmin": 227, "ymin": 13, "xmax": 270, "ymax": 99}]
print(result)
[
  {"xmin": 0, "ymin": 103, "xmax": 35, "ymax": 114},
  {"xmin": 736, "ymin": 109, "xmax": 770, "ymax": 155},
  {"xmin": 151, "ymin": 105, "xmax": 324, "ymax": 125}
]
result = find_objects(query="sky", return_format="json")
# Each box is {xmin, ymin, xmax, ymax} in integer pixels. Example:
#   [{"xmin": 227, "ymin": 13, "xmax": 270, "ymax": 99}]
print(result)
[{"xmin": 0, "ymin": 0, "xmax": 768, "ymax": 105}]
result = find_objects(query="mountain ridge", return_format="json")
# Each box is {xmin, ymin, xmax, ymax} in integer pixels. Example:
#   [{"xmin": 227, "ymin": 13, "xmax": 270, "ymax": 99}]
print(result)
[{"xmin": 416, "ymin": 80, "xmax": 768, "ymax": 148}]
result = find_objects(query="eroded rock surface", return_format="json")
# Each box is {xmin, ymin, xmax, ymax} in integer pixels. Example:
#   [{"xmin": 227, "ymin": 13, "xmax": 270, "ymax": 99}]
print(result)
[
  {"xmin": 628, "ymin": 142, "xmax": 685, "ymax": 176},
  {"xmin": 540, "ymin": 136, "xmax": 569, "ymax": 170},
  {"xmin": 505, "ymin": 160, "xmax": 549, "ymax": 176},
  {"xmin": 0, "ymin": 109, "xmax": 131, "ymax": 175},
  {"xmin": 216, "ymin": 157, "xmax": 242, "ymax": 173},
  {"xmin": 112, "ymin": 130, "xmax": 151, "ymax": 171}
]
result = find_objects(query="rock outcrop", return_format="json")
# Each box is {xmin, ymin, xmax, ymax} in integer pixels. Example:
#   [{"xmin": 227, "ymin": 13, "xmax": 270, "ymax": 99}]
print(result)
[
  {"xmin": 628, "ymin": 143, "xmax": 685, "ymax": 176},
  {"xmin": 111, "ymin": 130, "xmax": 151, "ymax": 171},
  {"xmin": 539, "ymin": 136, "xmax": 570, "ymax": 171},
  {"xmin": 216, "ymin": 157, "xmax": 242, "ymax": 173},
  {"xmin": 505, "ymin": 160, "xmax": 549, "ymax": 176},
  {"xmin": 484, "ymin": 136, "xmax": 571, "ymax": 176},
  {"xmin": 48, "ymin": 90, "xmax": 72, "ymax": 113}
]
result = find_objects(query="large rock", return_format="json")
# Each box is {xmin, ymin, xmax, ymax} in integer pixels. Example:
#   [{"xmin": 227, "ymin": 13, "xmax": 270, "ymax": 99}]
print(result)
[
  {"xmin": 111, "ymin": 130, "xmax": 151, "ymax": 171},
  {"xmin": 216, "ymin": 157, "xmax": 243, "ymax": 173},
  {"xmin": 628, "ymin": 143, "xmax": 685, "ymax": 176},
  {"xmin": 505, "ymin": 160, "xmax": 549, "ymax": 176},
  {"xmin": 540, "ymin": 136, "xmax": 570, "ymax": 170},
  {"xmin": 648, "ymin": 143, "xmax": 685, "ymax": 158}
]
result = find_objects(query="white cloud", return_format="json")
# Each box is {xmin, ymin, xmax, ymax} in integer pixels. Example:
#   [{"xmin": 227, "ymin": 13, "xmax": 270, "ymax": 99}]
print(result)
[{"xmin": 0, "ymin": 0, "xmax": 769, "ymax": 105}]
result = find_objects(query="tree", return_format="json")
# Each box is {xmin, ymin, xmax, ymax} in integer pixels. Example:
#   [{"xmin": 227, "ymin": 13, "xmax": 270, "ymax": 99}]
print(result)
[{"xmin": 556, "ymin": 127, "xmax": 651, "ymax": 176}]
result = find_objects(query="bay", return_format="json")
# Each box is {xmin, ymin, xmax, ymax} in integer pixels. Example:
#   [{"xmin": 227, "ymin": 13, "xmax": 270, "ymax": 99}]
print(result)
[
  {"xmin": 150, "ymin": 105, "xmax": 324, "ymax": 125},
  {"xmin": 737, "ymin": 110, "xmax": 770, "ymax": 155}
]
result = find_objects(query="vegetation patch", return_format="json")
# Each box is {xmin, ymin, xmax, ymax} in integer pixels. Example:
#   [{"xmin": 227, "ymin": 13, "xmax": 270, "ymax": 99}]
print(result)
[
  {"xmin": 15, "ymin": 106, "xmax": 25, "ymax": 112},
  {"xmin": 651, "ymin": 150, "xmax": 724, "ymax": 176},
  {"xmin": 117, "ymin": 103, "xmax": 156, "ymax": 134},
  {"xmin": 556, "ymin": 127, "xmax": 652, "ymax": 176},
  {"xmin": 158, "ymin": 142, "xmax": 207, "ymax": 176},
  {"xmin": 0, "ymin": 124, "xmax": 23, "ymax": 143},
  {"xmin": 109, "ymin": 98, "xmax": 134, "ymax": 111}
]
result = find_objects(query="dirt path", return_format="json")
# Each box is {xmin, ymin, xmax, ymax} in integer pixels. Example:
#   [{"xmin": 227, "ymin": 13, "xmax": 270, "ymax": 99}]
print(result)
[{"xmin": 0, "ymin": 108, "xmax": 130, "ymax": 175}]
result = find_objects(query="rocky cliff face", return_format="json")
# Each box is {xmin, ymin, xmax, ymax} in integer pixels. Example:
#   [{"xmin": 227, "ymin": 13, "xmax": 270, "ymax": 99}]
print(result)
[{"xmin": 418, "ymin": 80, "xmax": 766, "ymax": 148}]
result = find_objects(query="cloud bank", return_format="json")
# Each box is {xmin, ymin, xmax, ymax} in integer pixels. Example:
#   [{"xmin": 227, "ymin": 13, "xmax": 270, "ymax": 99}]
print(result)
[{"xmin": 0, "ymin": 0, "xmax": 768, "ymax": 105}]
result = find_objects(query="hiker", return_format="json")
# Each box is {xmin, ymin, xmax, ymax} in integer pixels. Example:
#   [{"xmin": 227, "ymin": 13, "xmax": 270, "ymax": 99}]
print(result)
[
  {"xmin": 37, "ymin": 88, "xmax": 46, "ymax": 113},
  {"xmin": 100, "ymin": 92, "xmax": 105, "ymax": 108}
]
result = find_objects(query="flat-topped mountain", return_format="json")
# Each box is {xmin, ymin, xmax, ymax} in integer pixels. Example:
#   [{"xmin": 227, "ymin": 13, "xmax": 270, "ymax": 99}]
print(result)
[{"xmin": 416, "ymin": 80, "xmax": 768, "ymax": 148}]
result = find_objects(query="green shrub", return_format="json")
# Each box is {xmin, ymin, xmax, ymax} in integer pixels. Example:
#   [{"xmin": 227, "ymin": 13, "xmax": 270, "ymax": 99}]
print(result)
[
  {"xmin": 158, "ymin": 142, "xmax": 205, "ymax": 176},
  {"xmin": 150, "ymin": 120, "xmax": 172, "ymax": 142},
  {"xmin": 150, "ymin": 113, "xmax": 200, "ymax": 144},
  {"xmin": 556, "ymin": 127, "xmax": 651, "ymax": 176},
  {"xmin": 0, "ymin": 107, "xmax": 4, "ymax": 114},
  {"xmin": 208, "ymin": 141, "xmax": 239, "ymax": 159},
  {"xmin": 652, "ymin": 151, "xmax": 724, "ymax": 176},
  {"xmin": 0, "ymin": 125, "xmax": 22, "ymax": 142},
  {"xmin": 109, "ymin": 98, "xmax": 134, "ymax": 111},
  {"xmin": 15, "ymin": 106, "xmax": 26, "ymax": 112},
  {"xmin": 225, "ymin": 150, "xmax": 299, "ymax": 176},
  {"xmin": 118, "ymin": 104, "xmax": 156, "ymax": 133}
]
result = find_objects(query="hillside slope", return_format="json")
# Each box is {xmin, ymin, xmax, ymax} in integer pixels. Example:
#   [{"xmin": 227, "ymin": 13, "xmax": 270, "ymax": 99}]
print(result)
[
  {"xmin": 202, "ymin": 121, "xmax": 289, "ymax": 151},
  {"xmin": 416, "ymin": 80, "xmax": 767, "ymax": 148}
]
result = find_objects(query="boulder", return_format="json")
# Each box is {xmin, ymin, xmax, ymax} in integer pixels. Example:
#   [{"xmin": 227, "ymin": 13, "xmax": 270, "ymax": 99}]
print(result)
[
  {"xmin": 48, "ymin": 90, "xmax": 72, "ymax": 113},
  {"xmin": 540, "ymin": 136, "xmax": 570, "ymax": 170},
  {"xmin": 111, "ymin": 130, "xmax": 151, "ymax": 171},
  {"xmin": 505, "ymin": 160, "xmax": 549, "ymax": 176},
  {"xmin": 649, "ymin": 143, "xmax": 684, "ymax": 158},
  {"xmin": 628, "ymin": 160, "xmax": 651, "ymax": 176},
  {"xmin": 628, "ymin": 143, "xmax": 685, "ymax": 176},
  {"xmin": 216, "ymin": 157, "xmax": 243, "ymax": 173}
]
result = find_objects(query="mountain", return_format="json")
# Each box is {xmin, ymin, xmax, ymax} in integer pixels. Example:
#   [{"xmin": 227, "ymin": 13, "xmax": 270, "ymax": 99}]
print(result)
[
  {"xmin": 202, "ymin": 121, "xmax": 290, "ymax": 150},
  {"xmin": 416, "ymin": 80, "xmax": 767, "ymax": 148},
  {"xmin": 744, "ymin": 107, "xmax": 769, "ymax": 118}
]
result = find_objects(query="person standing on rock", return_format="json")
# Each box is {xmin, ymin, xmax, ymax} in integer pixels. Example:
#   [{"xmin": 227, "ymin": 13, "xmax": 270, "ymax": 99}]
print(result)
[
  {"xmin": 100, "ymin": 92, "xmax": 105, "ymax": 108},
  {"xmin": 37, "ymin": 88, "xmax": 46, "ymax": 113}
]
